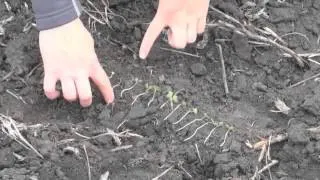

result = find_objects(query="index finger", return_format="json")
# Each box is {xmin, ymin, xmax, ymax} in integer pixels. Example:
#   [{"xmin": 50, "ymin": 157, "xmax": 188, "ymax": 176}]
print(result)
[
  {"xmin": 139, "ymin": 16, "xmax": 166, "ymax": 59},
  {"xmin": 90, "ymin": 62, "xmax": 114, "ymax": 104}
]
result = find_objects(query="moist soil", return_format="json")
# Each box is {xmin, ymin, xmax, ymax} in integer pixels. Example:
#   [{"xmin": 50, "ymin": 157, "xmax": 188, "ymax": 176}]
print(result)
[{"xmin": 1, "ymin": 0, "xmax": 320, "ymax": 179}]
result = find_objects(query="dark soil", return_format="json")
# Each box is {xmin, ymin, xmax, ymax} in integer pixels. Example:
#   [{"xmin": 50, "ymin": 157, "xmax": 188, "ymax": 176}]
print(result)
[{"xmin": 1, "ymin": 0, "xmax": 320, "ymax": 179}]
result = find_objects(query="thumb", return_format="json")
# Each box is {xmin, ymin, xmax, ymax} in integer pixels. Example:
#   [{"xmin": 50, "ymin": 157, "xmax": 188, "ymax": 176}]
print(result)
[{"xmin": 139, "ymin": 16, "xmax": 166, "ymax": 59}]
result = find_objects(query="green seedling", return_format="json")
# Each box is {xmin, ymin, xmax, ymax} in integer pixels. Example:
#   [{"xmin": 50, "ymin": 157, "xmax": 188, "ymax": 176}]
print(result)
[
  {"xmin": 176, "ymin": 113, "xmax": 209, "ymax": 132},
  {"xmin": 160, "ymin": 89, "xmax": 184, "ymax": 110},
  {"xmin": 120, "ymin": 78, "xmax": 140, "ymax": 97},
  {"xmin": 173, "ymin": 108, "xmax": 198, "ymax": 125}
]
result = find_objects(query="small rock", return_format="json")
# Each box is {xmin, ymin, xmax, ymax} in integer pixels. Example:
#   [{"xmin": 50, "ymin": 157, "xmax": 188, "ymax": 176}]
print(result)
[
  {"xmin": 301, "ymin": 92, "xmax": 320, "ymax": 116},
  {"xmin": 38, "ymin": 140, "xmax": 55, "ymax": 157},
  {"xmin": 269, "ymin": 8, "xmax": 296, "ymax": 23},
  {"xmin": 12, "ymin": 111, "xmax": 24, "ymax": 121},
  {"xmin": 0, "ymin": 148, "xmax": 15, "ymax": 169},
  {"xmin": 190, "ymin": 63, "xmax": 207, "ymax": 76},
  {"xmin": 252, "ymin": 82, "xmax": 268, "ymax": 92},
  {"xmin": 288, "ymin": 123, "xmax": 310, "ymax": 145},
  {"xmin": 96, "ymin": 136, "xmax": 111, "ymax": 146},
  {"xmin": 232, "ymin": 33, "xmax": 252, "ymax": 61},
  {"xmin": 128, "ymin": 103, "xmax": 147, "ymax": 120},
  {"xmin": 313, "ymin": 0, "xmax": 320, "ymax": 9},
  {"xmin": 206, "ymin": 50, "xmax": 215, "ymax": 61},
  {"xmin": 98, "ymin": 106, "xmax": 111, "ymax": 122},
  {"xmin": 230, "ymin": 140, "xmax": 242, "ymax": 153},
  {"xmin": 214, "ymin": 153, "xmax": 230, "ymax": 164},
  {"xmin": 230, "ymin": 90, "xmax": 241, "ymax": 101},
  {"xmin": 133, "ymin": 27, "xmax": 142, "ymax": 40}
]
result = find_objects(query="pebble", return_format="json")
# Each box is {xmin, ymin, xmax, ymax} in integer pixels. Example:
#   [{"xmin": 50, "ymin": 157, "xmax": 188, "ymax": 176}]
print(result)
[
  {"xmin": 128, "ymin": 103, "xmax": 147, "ymax": 120},
  {"xmin": 133, "ymin": 27, "xmax": 142, "ymax": 40},
  {"xmin": 190, "ymin": 63, "xmax": 207, "ymax": 76},
  {"xmin": 0, "ymin": 148, "xmax": 15, "ymax": 169},
  {"xmin": 214, "ymin": 153, "xmax": 231, "ymax": 164},
  {"xmin": 288, "ymin": 123, "xmax": 310, "ymax": 145},
  {"xmin": 230, "ymin": 90, "xmax": 241, "ymax": 101},
  {"xmin": 229, "ymin": 140, "xmax": 242, "ymax": 153},
  {"xmin": 301, "ymin": 91, "xmax": 320, "ymax": 116},
  {"xmin": 98, "ymin": 106, "xmax": 111, "ymax": 122},
  {"xmin": 252, "ymin": 82, "xmax": 268, "ymax": 92}
]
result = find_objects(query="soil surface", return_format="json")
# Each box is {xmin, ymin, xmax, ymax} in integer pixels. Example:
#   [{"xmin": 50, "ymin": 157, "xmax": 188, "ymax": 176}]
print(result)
[{"xmin": 1, "ymin": 0, "xmax": 320, "ymax": 179}]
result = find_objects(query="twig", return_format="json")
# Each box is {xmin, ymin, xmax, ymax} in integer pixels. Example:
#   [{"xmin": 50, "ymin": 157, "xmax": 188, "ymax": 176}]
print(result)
[
  {"xmin": 258, "ymin": 144, "xmax": 267, "ymax": 162},
  {"xmin": 0, "ymin": 114, "xmax": 44, "ymax": 159},
  {"xmin": 209, "ymin": 6, "xmax": 305, "ymax": 67},
  {"xmin": 289, "ymin": 72, "xmax": 320, "ymax": 88},
  {"xmin": 152, "ymin": 165, "xmax": 174, "ymax": 180},
  {"xmin": 6, "ymin": 90, "xmax": 27, "ymax": 104},
  {"xmin": 159, "ymin": 47, "xmax": 201, "ymax": 58},
  {"xmin": 83, "ymin": 144, "xmax": 92, "ymax": 180},
  {"xmin": 110, "ymin": 144, "xmax": 133, "ymax": 152},
  {"xmin": 195, "ymin": 143, "xmax": 203, "ymax": 164},
  {"xmin": 26, "ymin": 63, "xmax": 42, "ymax": 79},
  {"xmin": 258, "ymin": 160, "xmax": 279, "ymax": 175},
  {"xmin": 178, "ymin": 162, "xmax": 193, "ymax": 178},
  {"xmin": 216, "ymin": 44, "xmax": 229, "ymax": 95}
]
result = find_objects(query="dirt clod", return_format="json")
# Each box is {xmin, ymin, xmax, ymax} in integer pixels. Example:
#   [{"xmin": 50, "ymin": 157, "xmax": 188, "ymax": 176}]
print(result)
[
  {"xmin": 0, "ymin": 148, "xmax": 15, "ymax": 169},
  {"xmin": 288, "ymin": 123, "xmax": 310, "ymax": 145},
  {"xmin": 190, "ymin": 63, "xmax": 207, "ymax": 76},
  {"xmin": 252, "ymin": 82, "xmax": 268, "ymax": 92}
]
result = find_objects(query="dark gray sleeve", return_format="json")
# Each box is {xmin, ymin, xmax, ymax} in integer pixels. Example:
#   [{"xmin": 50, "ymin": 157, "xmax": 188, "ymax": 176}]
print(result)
[{"xmin": 31, "ymin": 0, "xmax": 82, "ymax": 31}]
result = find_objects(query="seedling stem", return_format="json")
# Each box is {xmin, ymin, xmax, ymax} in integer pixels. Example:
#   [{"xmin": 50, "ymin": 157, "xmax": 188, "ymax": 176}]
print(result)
[
  {"xmin": 120, "ymin": 78, "xmax": 139, "ymax": 97},
  {"xmin": 173, "ymin": 108, "xmax": 198, "ymax": 125}
]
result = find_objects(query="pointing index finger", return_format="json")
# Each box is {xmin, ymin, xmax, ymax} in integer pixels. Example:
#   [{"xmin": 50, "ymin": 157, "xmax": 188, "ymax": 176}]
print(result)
[{"xmin": 139, "ymin": 16, "xmax": 166, "ymax": 59}]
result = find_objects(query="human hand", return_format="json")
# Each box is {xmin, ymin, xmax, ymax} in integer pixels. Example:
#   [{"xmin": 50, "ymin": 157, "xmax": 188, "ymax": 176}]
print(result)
[
  {"xmin": 139, "ymin": 0, "xmax": 210, "ymax": 59},
  {"xmin": 39, "ymin": 18, "xmax": 114, "ymax": 107}
]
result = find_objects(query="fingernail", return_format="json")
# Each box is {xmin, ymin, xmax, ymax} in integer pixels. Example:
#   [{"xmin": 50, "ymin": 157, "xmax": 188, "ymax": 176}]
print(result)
[{"xmin": 139, "ymin": 51, "xmax": 146, "ymax": 59}]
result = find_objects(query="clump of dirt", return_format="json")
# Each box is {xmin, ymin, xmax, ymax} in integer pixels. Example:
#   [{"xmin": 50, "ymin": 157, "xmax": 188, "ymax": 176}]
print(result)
[{"xmin": 1, "ymin": 0, "xmax": 320, "ymax": 179}]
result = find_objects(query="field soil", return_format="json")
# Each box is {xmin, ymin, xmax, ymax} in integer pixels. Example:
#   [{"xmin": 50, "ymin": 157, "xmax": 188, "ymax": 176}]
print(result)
[{"xmin": 1, "ymin": 0, "xmax": 320, "ymax": 179}]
